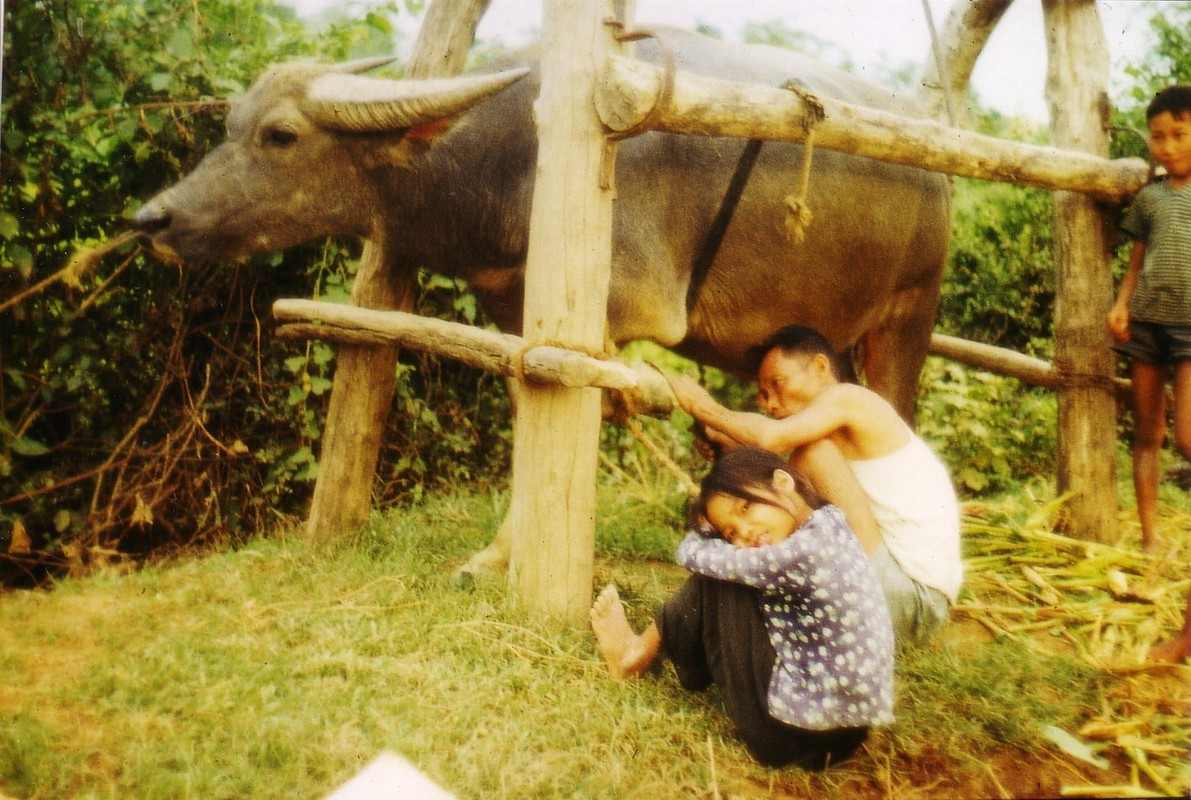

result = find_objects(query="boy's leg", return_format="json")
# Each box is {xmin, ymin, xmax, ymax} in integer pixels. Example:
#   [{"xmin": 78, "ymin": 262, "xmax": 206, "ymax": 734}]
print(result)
[
  {"xmin": 1130, "ymin": 360, "xmax": 1169, "ymax": 552},
  {"xmin": 1149, "ymin": 584, "xmax": 1191, "ymax": 664},
  {"xmin": 1171, "ymin": 360, "xmax": 1191, "ymax": 463}
]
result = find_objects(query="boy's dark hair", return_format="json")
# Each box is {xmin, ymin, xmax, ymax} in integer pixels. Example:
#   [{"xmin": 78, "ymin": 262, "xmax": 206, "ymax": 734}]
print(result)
[
  {"xmin": 1146, "ymin": 84, "xmax": 1191, "ymax": 122},
  {"xmin": 688, "ymin": 447, "xmax": 826, "ymax": 537},
  {"xmin": 746, "ymin": 324, "xmax": 852, "ymax": 381}
]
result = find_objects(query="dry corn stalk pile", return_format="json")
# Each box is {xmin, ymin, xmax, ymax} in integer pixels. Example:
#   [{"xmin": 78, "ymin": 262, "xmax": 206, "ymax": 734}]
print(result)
[{"xmin": 955, "ymin": 497, "xmax": 1190, "ymax": 798}]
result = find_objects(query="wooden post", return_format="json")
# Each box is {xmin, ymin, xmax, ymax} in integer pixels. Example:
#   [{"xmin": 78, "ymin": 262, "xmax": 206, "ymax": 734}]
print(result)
[
  {"xmin": 918, "ymin": 0, "xmax": 1013, "ymax": 125},
  {"xmin": 1043, "ymin": 0, "xmax": 1118, "ymax": 542},
  {"xmin": 506, "ymin": 0, "xmax": 619, "ymax": 625},
  {"xmin": 305, "ymin": 0, "xmax": 490, "ymax": 545}
]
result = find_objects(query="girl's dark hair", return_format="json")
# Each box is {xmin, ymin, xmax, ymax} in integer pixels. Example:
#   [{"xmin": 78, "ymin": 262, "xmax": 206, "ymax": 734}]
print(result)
[
  {"xmin": 1147, "ymin": 84, "xmax": 1191, "ymax": 121},
  {"xmin": 745, "ymin": 324, "xmax": 854, "ymax": 382},
  {"xmin": 688, "ymin": 447, "xmax": 826, "ymax": 537}
]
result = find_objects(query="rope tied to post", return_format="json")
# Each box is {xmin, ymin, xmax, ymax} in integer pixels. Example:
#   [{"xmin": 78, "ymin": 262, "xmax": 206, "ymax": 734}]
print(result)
[
  {"xmin": 781, "ymin": 80, "xmax": 825, "ymax": 246},
  {"xmin": 599, "ymin": 22, "xmax": 677, "ymax": 192},
  {"xmin": 510, "ymin": 337, "xmax": 614, "ymax": 386}
]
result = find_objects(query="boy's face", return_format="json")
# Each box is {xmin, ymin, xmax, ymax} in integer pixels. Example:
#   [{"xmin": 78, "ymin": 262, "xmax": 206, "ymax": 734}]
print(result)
[
  {"xmin": 757, "ymin": 350, "xmax": 831, "ymax": 418},
  {"xmin": 1148, "ymin": 110, "xmax": 1191, "ymax": 183}
]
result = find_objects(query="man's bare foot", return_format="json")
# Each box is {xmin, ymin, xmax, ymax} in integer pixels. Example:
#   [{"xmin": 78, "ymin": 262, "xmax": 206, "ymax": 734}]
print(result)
[
  {"xmin": 1149, "ymin": 636, "xmax": 1191, "ymax": 664},
  {"xmin": 590, "ymin": 585, "xmax": 653, "ymax": 679},
  {"xmin": 1140, "ymin": 534, "xmax": 1164, "ymax": 556}
]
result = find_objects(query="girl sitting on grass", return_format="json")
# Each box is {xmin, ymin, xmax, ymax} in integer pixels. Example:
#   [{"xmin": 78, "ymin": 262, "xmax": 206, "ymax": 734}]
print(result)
[{"xmin": 590, "ymin": 447, "xmax": 894, "ymax": 769}]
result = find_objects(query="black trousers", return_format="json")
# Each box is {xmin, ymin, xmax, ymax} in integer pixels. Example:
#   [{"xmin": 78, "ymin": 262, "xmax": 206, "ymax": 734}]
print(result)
[{"xmin": 654, "ymin": 574, "xmax": 869, "ymax": 769}]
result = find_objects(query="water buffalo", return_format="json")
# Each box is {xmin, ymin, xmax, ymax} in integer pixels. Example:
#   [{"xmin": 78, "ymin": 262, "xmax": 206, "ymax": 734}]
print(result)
[
  {"xmin": 135, "ymin": 28, "xmax": 950, "ymax": 568},
  {"xmin": 136, "ymin": 27, "xmax": 949, "ymax": 404}
]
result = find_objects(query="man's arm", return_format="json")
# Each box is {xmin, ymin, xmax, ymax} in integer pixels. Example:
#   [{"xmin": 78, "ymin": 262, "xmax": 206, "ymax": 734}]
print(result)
[{"xmin": 669, "ymin": 374, "xmax": 851, "ymax": 454}]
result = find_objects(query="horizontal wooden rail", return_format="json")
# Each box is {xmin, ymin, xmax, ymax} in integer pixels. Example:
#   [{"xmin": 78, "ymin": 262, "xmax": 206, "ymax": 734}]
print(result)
[
  {"xmin": 596, "ymin": 55, "xmax": 1149, "ymax": 203},
  {"xmin": 272, "ymin": 298, "xmax": 676, "ymax": 415},
  {"xmin": 929, "ymin": 333, "xmax": 1129, "ymax": 398},
  {"xmin": 275, "ymin": 302, "xmax": 1127, "ymax": 411}
]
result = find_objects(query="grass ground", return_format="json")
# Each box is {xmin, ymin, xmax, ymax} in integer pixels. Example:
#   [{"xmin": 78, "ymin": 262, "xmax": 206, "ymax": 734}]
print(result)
[{"xmin": 0, "ymin": 479, "xmax": 1188, "ymax": 799}]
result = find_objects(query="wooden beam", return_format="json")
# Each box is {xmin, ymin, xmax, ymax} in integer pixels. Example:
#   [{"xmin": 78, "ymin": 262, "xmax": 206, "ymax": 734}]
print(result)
[
  {"xmin": 506, "ymin": 0, "xmax": 621, "ymax": 625},
  {"xmin": 272, "ymin": 299, "xmax": 675, "ymax": 414},
  {"xmin": 929, "ymin": 333, "xmax": 1129, "ymax": 399},
  {"xmin": 918, "ymin": 0, "xmax": 1014, "ymax": 124},
  {"xmin": 303, "ymin": 0, "xmax": 493, "ymax": 547},
  {"xmin": 595, "ymin": 54, "xmax": 1148, "ymax": 202}
]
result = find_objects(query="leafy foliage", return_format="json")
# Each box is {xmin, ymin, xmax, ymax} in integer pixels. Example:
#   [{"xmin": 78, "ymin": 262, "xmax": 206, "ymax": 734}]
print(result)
[
  {"xmin": 1111, "ymin": 2, "xmax": 1191, "ymax": 162},
  {"xmin": 938, "ymin": 181, "xmax": 1057, "ymax": 359},
  {"xmin": 1, "ymin": 0, "xmax": 510, "ymax": 576}
]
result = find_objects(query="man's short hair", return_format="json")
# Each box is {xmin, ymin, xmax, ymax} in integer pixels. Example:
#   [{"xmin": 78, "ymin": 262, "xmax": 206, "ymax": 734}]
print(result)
[{"xmin": 747, "ymin": 325, "xmax": 851, "ymax": 381}]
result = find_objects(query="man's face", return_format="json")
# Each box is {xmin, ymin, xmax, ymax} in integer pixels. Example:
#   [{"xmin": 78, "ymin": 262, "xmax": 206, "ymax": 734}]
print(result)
[{"xmin": 756, "ymin": 350, "xmax": 822, "ymax": 418}]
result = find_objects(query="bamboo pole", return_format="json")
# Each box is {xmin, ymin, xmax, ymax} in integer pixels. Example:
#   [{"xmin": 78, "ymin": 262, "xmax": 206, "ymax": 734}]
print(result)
[
  {"xmin": 595, "ymin": 55, "xmax": 1148, "ymax": 202},
  {"xmin": 1043, "ymin": 0, "xmax": 1118, "ymax": 544},
  {"xmin": 303, "ymin": 0, "xmax": 491, "ymax": 546}
]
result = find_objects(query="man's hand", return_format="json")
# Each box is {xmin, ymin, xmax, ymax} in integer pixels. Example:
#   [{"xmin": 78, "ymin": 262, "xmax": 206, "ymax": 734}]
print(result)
[{"xmin": 667, "ymin": 374, "xmax": 715, "ymax": 416}]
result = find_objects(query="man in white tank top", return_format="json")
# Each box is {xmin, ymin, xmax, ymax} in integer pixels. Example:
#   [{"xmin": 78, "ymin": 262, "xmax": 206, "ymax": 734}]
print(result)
[{"xmin": 669, "ymin": 325, "xmax": 962, "ymax": 644}]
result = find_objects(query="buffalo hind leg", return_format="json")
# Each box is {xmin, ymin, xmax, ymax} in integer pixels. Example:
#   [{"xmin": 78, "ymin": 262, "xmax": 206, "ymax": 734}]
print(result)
[{"xmin": 861, "ymin": 285, "xmax": 940, "ymax": 425}]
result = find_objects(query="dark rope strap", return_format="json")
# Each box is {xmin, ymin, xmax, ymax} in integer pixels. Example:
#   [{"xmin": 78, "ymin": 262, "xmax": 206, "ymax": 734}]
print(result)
[{"xmin": 685, "ymin": 138, "xmax": 764, "ymax": 314}]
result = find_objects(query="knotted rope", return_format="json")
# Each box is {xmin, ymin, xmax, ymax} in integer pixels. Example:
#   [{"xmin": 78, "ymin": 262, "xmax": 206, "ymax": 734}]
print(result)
[{"xmin": 781, "ymin": 80, "xmax": 825, "ymax": 246}]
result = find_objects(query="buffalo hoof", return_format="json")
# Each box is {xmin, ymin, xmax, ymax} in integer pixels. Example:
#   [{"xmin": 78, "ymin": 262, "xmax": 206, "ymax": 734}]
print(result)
[{"xmin": 452, "ymin": 545, "xmax": 510, "ymax": 585}]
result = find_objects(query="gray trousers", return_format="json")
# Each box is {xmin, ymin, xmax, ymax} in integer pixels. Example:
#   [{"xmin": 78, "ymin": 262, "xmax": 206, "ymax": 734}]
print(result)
[{"xmin": 870, "ymin": 543, "xmax": 952, "ymax": 646}]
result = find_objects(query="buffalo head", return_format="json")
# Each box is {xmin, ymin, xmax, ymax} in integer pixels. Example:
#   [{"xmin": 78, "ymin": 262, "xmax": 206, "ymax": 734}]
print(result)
[{"xmin": 134, "ymin": 57, "xmax": 528, "ymax": 262}]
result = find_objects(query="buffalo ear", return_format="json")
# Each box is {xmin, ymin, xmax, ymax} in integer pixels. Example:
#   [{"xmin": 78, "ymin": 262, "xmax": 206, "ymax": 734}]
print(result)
[{"xmin": 405, "ymin": 116, "xmax": 457, "ymax": 142}]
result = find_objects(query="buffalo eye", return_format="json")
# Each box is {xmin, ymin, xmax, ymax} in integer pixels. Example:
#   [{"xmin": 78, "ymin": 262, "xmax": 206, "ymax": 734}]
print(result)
[{"xmin": 264, "ymin": 127, "xmax": 299, "ymax": 148}]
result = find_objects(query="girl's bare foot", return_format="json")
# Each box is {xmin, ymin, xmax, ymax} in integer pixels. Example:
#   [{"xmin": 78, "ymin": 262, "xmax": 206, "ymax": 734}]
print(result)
[{"xmin": 590, "ymin": 585, "xmax": 654, "ymax": 679}]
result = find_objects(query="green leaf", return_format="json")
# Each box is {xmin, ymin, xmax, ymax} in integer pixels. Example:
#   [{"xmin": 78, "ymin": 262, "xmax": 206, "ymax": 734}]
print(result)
[
  {"xmin": 0, "ymin": 212, "xmax": 18, "ymax": 239},
  {"xmin": 10, "ymin": 437, "xmax": 51, "ymax": 457},
  {"xmin": 307, "ymin": 376, "xmax": 333, "ymax": 396}
]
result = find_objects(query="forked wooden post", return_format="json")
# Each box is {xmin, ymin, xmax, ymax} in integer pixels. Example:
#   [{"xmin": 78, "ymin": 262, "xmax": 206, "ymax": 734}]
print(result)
[
  {"xmin": 506, "ymin": 0, "xmax": 621, "ymax": 625},
  {"xmin": 304, "ymin": 0, "xmax": 491, "ymax": 546},
  {"xmin": 1043, "ymin": 0, "xmax": 1118, "ymax": 542}
]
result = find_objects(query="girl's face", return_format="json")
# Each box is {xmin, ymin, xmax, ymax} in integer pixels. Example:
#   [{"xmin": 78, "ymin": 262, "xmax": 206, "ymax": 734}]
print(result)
[
  {"xmin": 703, "ymin": 471, "xmax": 812, "ymax": 548},
  {"xmin": 1148, "ymin": 110, "xmax": 1191, "ymax": 185}
]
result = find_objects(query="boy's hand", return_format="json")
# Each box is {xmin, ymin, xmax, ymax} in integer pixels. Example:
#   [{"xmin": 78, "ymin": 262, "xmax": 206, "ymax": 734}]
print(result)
[{"xmin": 1107, "ymin": 305, "xmax": 1130, "ymax": 343}]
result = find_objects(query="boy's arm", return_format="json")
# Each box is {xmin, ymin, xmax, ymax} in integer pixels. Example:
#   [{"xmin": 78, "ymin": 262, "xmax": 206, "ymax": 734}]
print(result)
[
  {"xmin": 669, "ymin": 375, "xmax": 850, "ymax": 454},
  {"xmin": 1108, "ymin": 241, "xmax": 1145, "ymax": 343}
]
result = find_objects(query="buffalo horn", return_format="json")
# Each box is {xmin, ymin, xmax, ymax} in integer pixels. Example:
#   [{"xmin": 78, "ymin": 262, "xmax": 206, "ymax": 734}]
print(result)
[
  {"xmin": 304, "ymin": 67, "xmax": 531, "ymax": 133},
  {"xmin": 329, "ymin": 55, "xmax": 401, "ymax": 74}
]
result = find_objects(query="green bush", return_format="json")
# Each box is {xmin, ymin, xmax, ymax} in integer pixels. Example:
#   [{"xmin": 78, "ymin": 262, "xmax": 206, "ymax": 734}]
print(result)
[
  {"xmin": 1, "ymin": 0, "xmax": 512, "ymax": 570},
  {"xmin": 916, "ymin": 358, "xmax": 1057, "ymax": 495}
]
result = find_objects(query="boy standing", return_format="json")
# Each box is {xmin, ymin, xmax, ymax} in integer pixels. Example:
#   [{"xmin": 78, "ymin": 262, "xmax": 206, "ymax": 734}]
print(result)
[
  {"xmin": 1107, "ymin": 84, "xmax": 1191, "ymax": 554},
  {"xmin": 669, "ymin": 325, "xmax": 962, "ymax": 645}
]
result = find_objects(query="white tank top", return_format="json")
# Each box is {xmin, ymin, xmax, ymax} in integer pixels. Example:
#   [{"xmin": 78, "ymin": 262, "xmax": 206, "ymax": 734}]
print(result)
[{"xmin": 849, "ymin": 434, "xmax": 963, "ymax": 603}]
